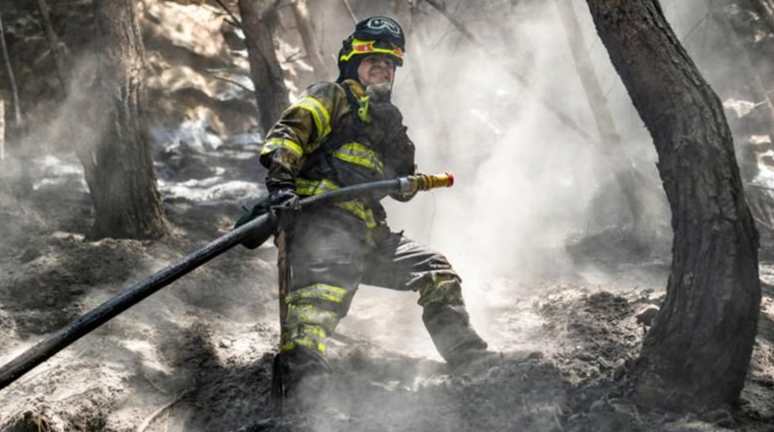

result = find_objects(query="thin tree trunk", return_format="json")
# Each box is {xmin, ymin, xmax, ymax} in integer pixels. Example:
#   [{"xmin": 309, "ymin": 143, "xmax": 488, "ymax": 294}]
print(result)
[
  {"xmin": 0, "ymin": 98, "xmax": 4, "ymax": 161},
  {"xmin": 586, "ymin": 0, "xmax": 760, "ymax": 411},
  {"xmin": 238, "ymin": 0, "xmax": 289, "ymax": 134},
  {"xmin": 553, "ymin": 0, "xmax": 651, "ymax": 239},
  {"xmin": 34, "ymin": 0, "xmax": 67, "ymax": 94},
  {"xmin": 422, "ymin": 0, "xmax": 596, "ymax": 144},
  {"xmin": 341, "ymin": 0, "xmax": 358, "ymax": 24},
  {"xmin": 86, "ymin": 0, "xmax": 167, "ymax": 240},
  {"xmin": 394, "ymin": 0, "xmax": 453, "ymax": 163},
  {"xmin": 290, "ymin": 0, "xmax": 331, "ymax": 81},
  {"xmin": 0, "ymin": 13, "xmax": 22, "ymax": 130}
]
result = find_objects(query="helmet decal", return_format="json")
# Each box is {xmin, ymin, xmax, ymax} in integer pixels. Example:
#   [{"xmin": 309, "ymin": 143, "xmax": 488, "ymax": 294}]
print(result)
[{"xmin": 364, "ymin": 17, "xmax": 402, "ymax": 39}]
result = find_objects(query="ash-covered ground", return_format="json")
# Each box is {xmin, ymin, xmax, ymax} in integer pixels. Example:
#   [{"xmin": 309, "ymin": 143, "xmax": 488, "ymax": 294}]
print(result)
[{"xmin": 1, "ymin": 145, "xmax": 773, "ymax": 432}]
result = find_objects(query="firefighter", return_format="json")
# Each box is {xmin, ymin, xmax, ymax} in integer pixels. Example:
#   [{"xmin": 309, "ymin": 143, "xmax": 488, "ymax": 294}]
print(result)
[{"xmin": 260, "ymin": 16, "xmax": 496, "ymax": 396}]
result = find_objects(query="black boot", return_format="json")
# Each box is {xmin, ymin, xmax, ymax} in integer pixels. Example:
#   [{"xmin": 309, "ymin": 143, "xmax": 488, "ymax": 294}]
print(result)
[
  {"xmin": 272, "ymin": 346, "xmax": 332, "ymax": 413},
  {"xmin": 422, "ymin": 302, "xmax": 490, "ymax": 370}
]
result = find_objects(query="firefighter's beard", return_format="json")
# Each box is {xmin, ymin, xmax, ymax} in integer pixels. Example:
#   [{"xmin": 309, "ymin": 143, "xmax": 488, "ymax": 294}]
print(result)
[{"xmin": 366, "ymin": 82, "xmax": 393, "ymax": 103}]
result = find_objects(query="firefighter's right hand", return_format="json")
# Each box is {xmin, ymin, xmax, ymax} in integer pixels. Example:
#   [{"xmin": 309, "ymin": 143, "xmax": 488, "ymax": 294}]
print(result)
[{"xmin": 267, "ymin": 179, "xmax": 300, "ymax": 213}]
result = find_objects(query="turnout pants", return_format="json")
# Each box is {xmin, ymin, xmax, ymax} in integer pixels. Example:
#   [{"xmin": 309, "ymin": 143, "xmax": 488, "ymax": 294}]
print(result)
[{"xmin": 279, "ymin": 210, "xmax": 488, "ymax": 384}]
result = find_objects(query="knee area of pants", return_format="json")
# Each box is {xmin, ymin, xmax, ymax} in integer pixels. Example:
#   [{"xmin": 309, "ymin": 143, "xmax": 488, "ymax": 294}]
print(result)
[{"xmin": 417, "ymin": 273, "xmax": 463, "ymax": 307}]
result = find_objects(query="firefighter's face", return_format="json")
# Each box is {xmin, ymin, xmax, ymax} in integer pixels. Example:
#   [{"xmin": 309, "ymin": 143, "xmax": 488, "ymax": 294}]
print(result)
[{"xmin": 357, "ymin": 54, "xmax": 395, "ymax": 87}]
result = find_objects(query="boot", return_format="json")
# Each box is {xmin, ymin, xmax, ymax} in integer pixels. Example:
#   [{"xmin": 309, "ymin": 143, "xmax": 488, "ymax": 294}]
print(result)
[
  {"xmin": 272, "ymin": 346, "xmax": 332, "ymax": 413},
  {"xmin": 422, "ymin": 303, "xmax": 489, "ymax": 369}
]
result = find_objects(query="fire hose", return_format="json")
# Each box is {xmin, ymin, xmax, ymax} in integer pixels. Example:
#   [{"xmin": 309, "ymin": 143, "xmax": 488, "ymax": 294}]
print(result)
[{"xmin": 0, "ymin": 173, "xmax": 454, "ymax": 391}]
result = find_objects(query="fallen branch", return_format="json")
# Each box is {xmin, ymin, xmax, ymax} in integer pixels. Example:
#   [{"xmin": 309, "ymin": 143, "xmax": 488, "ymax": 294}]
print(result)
[
  {"xmin": 208, "ymin": 72, "xmax": 254, "ymax": 92},
  {"xmin": 422, "ymin": 0, "xmax": 596, "ymax": 143},
  {"xmin": 752, "ymin": 214, "xmax": 774, "ymax": 232},
  {"xmin": 136, "ymin": 389, "xmax": 191, "ymax": 432}
]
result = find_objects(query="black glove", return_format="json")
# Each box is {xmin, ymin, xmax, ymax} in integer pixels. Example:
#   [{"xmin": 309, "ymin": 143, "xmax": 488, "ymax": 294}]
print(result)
[{"xmin": 267, "ymin": 178, "xmax": 300, "ymax": 213}]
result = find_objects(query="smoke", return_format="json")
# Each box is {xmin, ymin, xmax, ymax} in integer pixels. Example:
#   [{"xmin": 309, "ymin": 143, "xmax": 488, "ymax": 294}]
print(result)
[
  {"xmin": 2, "ymin": 0, "xmax": 769, "ymax": 429},
  {"xmin": 308, "ymin": 0, "xmax": 673, "ymax": 355}
]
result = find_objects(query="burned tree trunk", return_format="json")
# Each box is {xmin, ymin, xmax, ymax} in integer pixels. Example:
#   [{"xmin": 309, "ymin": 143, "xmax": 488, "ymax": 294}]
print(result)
[
  {"xmin": 290, "ymin": 0, "xmax": 331, "ymax": 81},
  {"xmin": 34, "ymin": 0, "xmax": 68, "ymax": 94},
  {"xmin": 85, "ymin": 0, "xmax": 167, "ymax": 240},
  {"xmin": 0, "ymin": 13, "xmax": 22, "ymax": 132},
  {"xmin": 0, "ymin": 98, "xmax": 4, "ymax": 161},
  {"xmin": 554, "ymin": 0, "xmax": 653, "ymax": 241},
  {"xmin": 586, "ymin": 0, "xmax": 760, "ymax": 410},
  {"xmin": 238, "ymin": 0, "xmax": 289, "ymax": 134}
]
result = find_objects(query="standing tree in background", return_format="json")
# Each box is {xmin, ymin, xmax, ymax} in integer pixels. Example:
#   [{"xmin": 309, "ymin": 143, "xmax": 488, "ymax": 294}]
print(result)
[
  {"xmin": 586, "ymin": 0, "xmax": 760, "ymax": 410},
  {"xmin": 291, "ymin": 0, "xmax": 331, "ymax": 81},
  {"xmin": 554, "ymin": 0, "xmax": 655, "ymax": 242},
  {"xmin": 238, "ymin": 0, "xmax": 289, "ymax": 134},
  {"xmin": 85, "ymin": 0, "xmax": 167, "ymax": 240}
]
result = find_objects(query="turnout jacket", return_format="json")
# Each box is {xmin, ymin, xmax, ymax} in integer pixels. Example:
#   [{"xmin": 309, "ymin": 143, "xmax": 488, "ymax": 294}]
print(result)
[{"xmin": 259, "ymin": 79, "xmax": 416, "ymax": 233}]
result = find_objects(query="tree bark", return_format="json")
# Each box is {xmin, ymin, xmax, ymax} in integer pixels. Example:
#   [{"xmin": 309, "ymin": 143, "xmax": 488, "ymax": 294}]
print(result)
[
  {"xmin": 290, "ymin": 0, "xmax": 331, "ymax": 82},
  {"xmin": 553, "ymin": 0, "xmax": 652, "ymax": 240},
  {"xmin": 238, "ymin": 0, "xmax": 289, "ymax": 134},
  {"xmin": 0, "ymin": 13, "xmax": 22, "ymax": 130},
  {"xmin": 585, "ymin": 0, "xmax": 760, "ymax": 411},
  {"xmin": 0, "ymin": 97, "xmax": 4, "ymax": 161},
  {"xmin": 34, "ymin": 0, "xmax": 68, "ymax": 94},
  {"xmin": 85, "ymin": 0, "xmax": 167, "ymax": 240}
]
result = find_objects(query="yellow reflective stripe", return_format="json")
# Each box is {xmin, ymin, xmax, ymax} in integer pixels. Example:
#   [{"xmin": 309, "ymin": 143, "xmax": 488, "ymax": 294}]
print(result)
[
  {"xmin": 337, "ymin": 201, "xmax": 377, "ymax": 228},
  {"xmin": 261, "ymin": 138, "xmax": 303, "ymax": 158},
  {"xmin": 281, "ymin": 338, "xmax": 327, "ymax": 355},
  {"xmin": 286, "ymin": 304, "xmax": 340, "ymax": 333},
  {"xmin": 296, "ymin": 177, "xmax": 338, "ymax": 196},
  {"xmin": 339, "ymin": 39, "xmax": 404, "ymax": 63},
  {"xmin": 292, "ymin": 325, "xmax": 328, "ymax": 339},
  {"xmin": 418, "ymin": 272, "xmax": 462, "ymax": 307},
  {"xmin": 295, "ymin": 177, "xmax": 377, "ymax": 228},
  {"xmin": 296, "ymin": 96, "xmax": 331, "ymax": 142},
  {"xmin": 332, "ymin": 142, "xmax": 384, "ymax": 173},
  {"xmin": 287, "ymin": 284, "xmax": 348, "ymax": 304}
]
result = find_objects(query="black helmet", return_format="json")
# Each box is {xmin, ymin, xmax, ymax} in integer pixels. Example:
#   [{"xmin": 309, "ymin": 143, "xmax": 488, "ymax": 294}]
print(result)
[{"xmin": 337, "ymin": 16, "xmax": 406, "ymax": 82}]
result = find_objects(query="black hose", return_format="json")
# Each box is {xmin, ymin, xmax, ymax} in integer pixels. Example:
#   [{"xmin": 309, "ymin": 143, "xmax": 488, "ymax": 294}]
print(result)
[{"xmin": 0, "ymin": 178, "xmax": 403, "ymax": 392}]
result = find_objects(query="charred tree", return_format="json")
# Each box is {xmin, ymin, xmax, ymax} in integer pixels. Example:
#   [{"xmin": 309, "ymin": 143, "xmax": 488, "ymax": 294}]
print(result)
[
  {"xmin": 84, "ymin": 0, "xmax": 167, "ymax": 240},
  {"xmin": 34, "ymin": 0, "xmax": 68, "ymax": 94},
  {"xmin": 0, "ymin": 97, "xmax": 4, "ymax": 161},
  {"xmin": 553, "ymin": 0, "xmax": 653, "ymax": 241},
  {"xmin": 238, "ymin": 0, "xmax": 289, "ymax": 134},
  {"xmin": 0, "ymin": 13, "xmax": 22, "ymax": 132},
  {"xmin": 290, "ymin": 0, "xmax": 331, "ymax": 81},
  {"xmin": 586, "ymin": 0, "xmax": 760, "ymax": 411}
]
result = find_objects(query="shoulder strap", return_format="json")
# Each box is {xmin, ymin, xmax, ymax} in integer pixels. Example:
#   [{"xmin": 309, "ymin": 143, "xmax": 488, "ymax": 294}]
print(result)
[{"xmin": 299, "ymin": 83, "xmax": 365, "ymax": 174}]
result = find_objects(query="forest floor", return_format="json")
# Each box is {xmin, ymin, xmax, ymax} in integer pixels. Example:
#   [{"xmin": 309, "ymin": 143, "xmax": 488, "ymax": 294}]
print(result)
[{"xmin": 1, "ymin": 144, "xmax": 774, "ymax": 432}]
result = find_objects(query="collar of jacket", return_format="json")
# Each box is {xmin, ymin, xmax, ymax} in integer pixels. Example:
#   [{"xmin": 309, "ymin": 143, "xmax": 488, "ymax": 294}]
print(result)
[{"xmin": 343, "ymin": 79, "xmax": 366, "ymax": 98}]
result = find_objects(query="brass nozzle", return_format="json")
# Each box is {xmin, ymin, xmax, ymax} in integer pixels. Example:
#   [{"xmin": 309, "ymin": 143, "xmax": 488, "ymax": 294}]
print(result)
[{"xmin": 415, "ymin": 172, "xmax": 454, "ymax": 191}]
